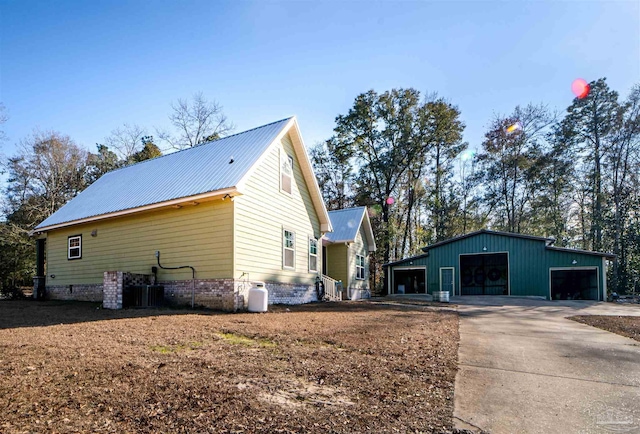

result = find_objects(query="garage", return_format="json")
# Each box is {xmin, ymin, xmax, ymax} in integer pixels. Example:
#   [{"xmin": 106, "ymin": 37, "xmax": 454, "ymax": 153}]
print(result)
[
  {"xmin": 384, "ymin": 230, "xmax": 614, "ymax": 300},
  {"xmin": 550, "ymin": 268, "xmax": 599, "ymax": 300},
  {"xmin": 460, "ymin": 253, "xmax": 509, "ymax": 295},
  {"xmin": 393, "ymin": 268, "xmax": 426, "ymax": 294}
]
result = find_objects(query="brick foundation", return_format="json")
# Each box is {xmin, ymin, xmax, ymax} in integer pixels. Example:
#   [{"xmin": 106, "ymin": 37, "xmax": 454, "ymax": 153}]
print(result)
[
  {"xmin": 45, "ymin": 284, "xmax": 103, "ymax": 302},
  {"xmin": 266, "ymin": 281, "xmax": 318, "ymax": 305},
  {"xmin": 161, "ymin": 278, "xmax": 240, "ymax": 311},
  {"xmin": 162, "ymin": 279, "xmax": 318, "ymax": 309},
  {"xmin": 45, "ymin": 274, "xmax": 319, "ymax": 311}
]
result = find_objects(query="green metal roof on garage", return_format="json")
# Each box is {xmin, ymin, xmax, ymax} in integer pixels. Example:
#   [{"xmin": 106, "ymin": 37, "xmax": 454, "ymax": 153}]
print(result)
[{"xmin": 385, "ymin": 229, "xmax": 615, "ymax": 267}]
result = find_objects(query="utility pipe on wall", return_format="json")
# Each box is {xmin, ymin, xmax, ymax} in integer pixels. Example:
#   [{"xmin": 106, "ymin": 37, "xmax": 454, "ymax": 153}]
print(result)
[{"xmin": 155, "ymin": 251, "xmax": 197, "ymax": 309}]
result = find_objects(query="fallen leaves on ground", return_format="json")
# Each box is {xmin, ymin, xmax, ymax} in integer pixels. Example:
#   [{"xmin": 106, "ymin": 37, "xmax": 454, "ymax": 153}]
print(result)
[
  {"xmin": 0, "ymin": 300, "xmax": 459, "ymax": 433},
  {"xmin": 569, "ymin": 315, "xmax": 640, "ymax": 342}
]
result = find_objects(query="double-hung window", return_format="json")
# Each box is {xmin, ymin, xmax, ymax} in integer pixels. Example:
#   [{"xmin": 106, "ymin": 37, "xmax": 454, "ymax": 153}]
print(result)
[
  {"xmin": 68, "ymin": 235, "xmax": 82, "ymax": 260},
  {"xmin": 283, "ymin": 229, "xmax": 295, "ymax": 269},
  {"xmin": 356, "ymin": 254, "xmax": 365, "ymax": 280},
  {"xmin": 309, "ymin": 238, "xmax": 318, "ymax": 272}
]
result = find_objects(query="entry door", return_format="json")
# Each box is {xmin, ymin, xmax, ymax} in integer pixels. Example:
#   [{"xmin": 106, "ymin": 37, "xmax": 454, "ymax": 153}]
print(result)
[
  {"xmin": 440, "ymin": 267, "xmax": 454, "ymax": 295},
  {"xmin": 322, "ymin": 246, "xmax": 327, "ymax": 275}
]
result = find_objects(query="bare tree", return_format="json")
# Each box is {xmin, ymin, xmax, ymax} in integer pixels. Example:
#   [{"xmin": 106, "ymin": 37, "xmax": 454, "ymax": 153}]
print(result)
[
  {"xmin": 0, "ymin": 103, "xmax": 8, "ymax": 143},
  {"xmin": 5, "ymin": 130, "xmax": 88, "ymax": 223},
  {"xmin": 0, "ymin": 103, "xmax": 8, "ymax": 164},
  {"xmin": 104, "ymin": 123, "xmax": 148, "ymax": 161},
  {"xmin": 157, "ymin": 92, "xmax": 234, "ymax": 150}
]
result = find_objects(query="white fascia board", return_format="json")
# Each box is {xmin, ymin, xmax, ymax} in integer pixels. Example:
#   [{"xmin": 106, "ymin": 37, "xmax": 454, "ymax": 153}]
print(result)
[{"xmin": 33, "ymin": 187, "xmax": 240, "ymax": 234}]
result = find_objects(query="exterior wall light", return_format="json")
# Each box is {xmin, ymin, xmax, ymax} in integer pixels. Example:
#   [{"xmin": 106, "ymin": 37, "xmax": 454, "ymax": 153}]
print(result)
[
  {"xmin": 482, "ymin": 247, "xmax": 488, "ymax": 251},
  {"xmin": 572, "ymin": 260, "xmax": 577, "ymax": 265}
]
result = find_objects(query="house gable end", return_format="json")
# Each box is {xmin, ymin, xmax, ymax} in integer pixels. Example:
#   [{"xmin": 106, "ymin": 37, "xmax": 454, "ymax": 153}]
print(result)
[
  {"xmin": 233, "ymin": 130, "xmax": 323, "ymax": 284},
  {"xmin": 236, "ymin": 117, "xmax": 331, "ymax": 234}
]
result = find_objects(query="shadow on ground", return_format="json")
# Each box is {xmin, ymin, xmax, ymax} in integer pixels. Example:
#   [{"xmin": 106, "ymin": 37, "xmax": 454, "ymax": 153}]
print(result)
[{"xmin": 0, "ymin": 298, "xmax": 452, "ymax": 330}]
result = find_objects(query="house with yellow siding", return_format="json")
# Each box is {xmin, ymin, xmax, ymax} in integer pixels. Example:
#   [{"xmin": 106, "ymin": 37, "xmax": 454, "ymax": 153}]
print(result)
[
  {"xmin": 33, "ymin": 117, "xmax": 357, "ymax": 311},
  {"xmin": 323, "ymin": 207, "xmax": 376, "ymax": 299}
]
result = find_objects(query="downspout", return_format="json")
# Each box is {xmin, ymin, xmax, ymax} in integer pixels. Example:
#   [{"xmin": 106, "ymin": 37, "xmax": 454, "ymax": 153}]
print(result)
[{"xmin": 155, "ymin": 251, "xmax": 197, "ymax": 309}]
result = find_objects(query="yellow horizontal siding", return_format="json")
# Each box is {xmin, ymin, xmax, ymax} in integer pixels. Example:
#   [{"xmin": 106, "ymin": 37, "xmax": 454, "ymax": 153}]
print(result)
[
  {"xmin": 45, "ymin": 200, "xmax": 233, "ymax": 285},
  {"xmin": 234, "ymin": 133, "xmax": 321, "ymax": 283},
  {"xmin": 325, "ymin": 244, "xmax": 348, "ymax": 284}
]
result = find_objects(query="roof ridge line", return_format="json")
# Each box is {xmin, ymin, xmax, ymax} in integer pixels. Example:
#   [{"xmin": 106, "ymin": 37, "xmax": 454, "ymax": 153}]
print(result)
[
  {"xmin": 104, "ymin": 116, "xmax": 294, "ymax": 175},
  {"xmin": 328, "ymin": 206, "xmax": 366, "ymax": 213}
]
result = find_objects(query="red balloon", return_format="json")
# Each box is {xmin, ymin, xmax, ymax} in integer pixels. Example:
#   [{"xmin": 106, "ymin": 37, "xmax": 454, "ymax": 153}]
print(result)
[{"xmin": 572, "ymin": 78, "xmax": 590, "ymax": 99}]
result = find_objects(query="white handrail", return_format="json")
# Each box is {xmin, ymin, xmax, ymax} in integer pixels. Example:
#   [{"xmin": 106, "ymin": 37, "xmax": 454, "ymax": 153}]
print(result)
[{"xmin": 321, "ymin": 274, "xmax": 342, "ymax": 301}]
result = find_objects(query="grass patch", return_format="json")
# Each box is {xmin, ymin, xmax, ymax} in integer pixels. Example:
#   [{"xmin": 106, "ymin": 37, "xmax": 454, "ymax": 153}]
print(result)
[{"xmin": 216, "ymin": 332, "xmax": 276, "ymax": 347}]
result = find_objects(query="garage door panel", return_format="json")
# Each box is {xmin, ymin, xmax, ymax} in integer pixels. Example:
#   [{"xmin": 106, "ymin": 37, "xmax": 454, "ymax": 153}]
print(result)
[
  {"xmin": 460, "ymin": 253, "xmax": 508, "ymax": 296},
  {"xmin": 393, "ymin": 269, "xmax": 426, "ymax": 294},
  {"xmin": 550, "ymin": 269, "xmax": 598, "ymax": 300}
]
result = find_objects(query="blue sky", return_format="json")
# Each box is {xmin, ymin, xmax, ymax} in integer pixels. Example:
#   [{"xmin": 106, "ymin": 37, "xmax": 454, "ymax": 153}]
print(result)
[{"xmin": 1, "ymin": 0, "xmax": 638, "ymax": 159}]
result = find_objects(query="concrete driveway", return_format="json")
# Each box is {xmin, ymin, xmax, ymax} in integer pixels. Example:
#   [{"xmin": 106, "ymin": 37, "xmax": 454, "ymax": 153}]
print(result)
[{"xmin": 452, "ymin": 296, "xmax": 640, "ymax": 434}]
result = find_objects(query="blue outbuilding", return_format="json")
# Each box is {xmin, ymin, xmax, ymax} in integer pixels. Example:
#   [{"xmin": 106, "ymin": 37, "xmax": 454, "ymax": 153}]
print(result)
[{"xmin": 384, "ymin": 230, "xmax": 615, "ymax": 301}]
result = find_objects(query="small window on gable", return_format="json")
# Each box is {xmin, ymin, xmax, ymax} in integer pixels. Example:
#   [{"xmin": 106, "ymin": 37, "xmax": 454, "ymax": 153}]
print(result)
[
  {"xmin": 283, "ymin": 229, "xmax": 295, "ymax": 269},
  {"xmin": 309, "ymin": 238, "xmax": 318, "ymax": 273},
  {"xmin": 281, "ymin": 151, "xmax": 294, "ymax": 195},
  {"xmin": 68, "ymin": 235, "xmax": 82, "ymax": 260},
  {"xmin": 356, "ymin": 254, "xmax": 365, "ymax": 280}
]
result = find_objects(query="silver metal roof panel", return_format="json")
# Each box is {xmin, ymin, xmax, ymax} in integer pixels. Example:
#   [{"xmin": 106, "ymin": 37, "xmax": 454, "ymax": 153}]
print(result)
[
  {"xmin": 36, "ymin": 118, "xmax": 292, "ymax": 229},
  {"xmin": 325, "ymin": 207, "xmax": 367, "ymax": 243}
]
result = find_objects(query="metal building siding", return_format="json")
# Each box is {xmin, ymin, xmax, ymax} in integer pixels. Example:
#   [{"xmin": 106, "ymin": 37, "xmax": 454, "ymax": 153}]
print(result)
[
  {"xmin": 422, "ymin": 233, "xmax": 579, "ymax": 298},
  {"xmin": 421, "ymin": 233, "xmax": 538, "ymax": 295},
  {"xmin": 543, "ymin": 249, "xmax": 604, "ymax": 299},
  {"xmin": 389, "ymin": 232, "xmax": 608, "ymax": 299},
  {"xmin": 36, "ymin": 118, "xmax": 292, "ymax": 229}
]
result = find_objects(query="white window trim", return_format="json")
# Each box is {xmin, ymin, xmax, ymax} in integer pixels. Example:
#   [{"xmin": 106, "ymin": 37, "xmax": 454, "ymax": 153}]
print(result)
[
  {"xmin": 283, "ymin": 228, "xmax": 295, "ymax": 270},
  {"xmin": 280, "ymin": 148, "xmax": 294, "ymax": 195},
  {"xmin": 68, "ymin": 235, "xmax": 82, "ymax": 260},
  {"xmin": 356, "ymin": 254, "xmax": 365, "ymax": 280},
  {"xmin": 309, "ymin": 237, "xmax": 318, "ymax": 273}
]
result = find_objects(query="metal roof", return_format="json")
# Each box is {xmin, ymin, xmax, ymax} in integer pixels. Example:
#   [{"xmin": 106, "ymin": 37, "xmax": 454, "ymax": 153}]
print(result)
[
  {"xmin": 545, "ymin": 245, "xmax": 615, "ymax": 259},
  {"xmin": 385, "ymin": 230, "xmax": 616, "ymax": 267},
  {"xmin": 36, "ymin": 118, "xmax": 292, "ymax": 230},
  {"xmin": 325, "ymin": 207, "xmax": 367, "ymax": 243},
  {"xmin": 420, "ymin": 229, "xmax": 552, "ymax": 252},
  {"xmin": 324, "ymin": 206, "xmax": 376, "ymax": 252}
]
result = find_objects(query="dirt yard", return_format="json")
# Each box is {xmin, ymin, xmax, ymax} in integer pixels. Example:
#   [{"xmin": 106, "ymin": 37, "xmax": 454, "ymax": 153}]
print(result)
[
  {"xmin": 0, "ymin": 300, "xmax": 459, "ymax": 433},
  {"xmin": 570, "ymin": 315, "xmax": 640, "ymax": 342}
]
